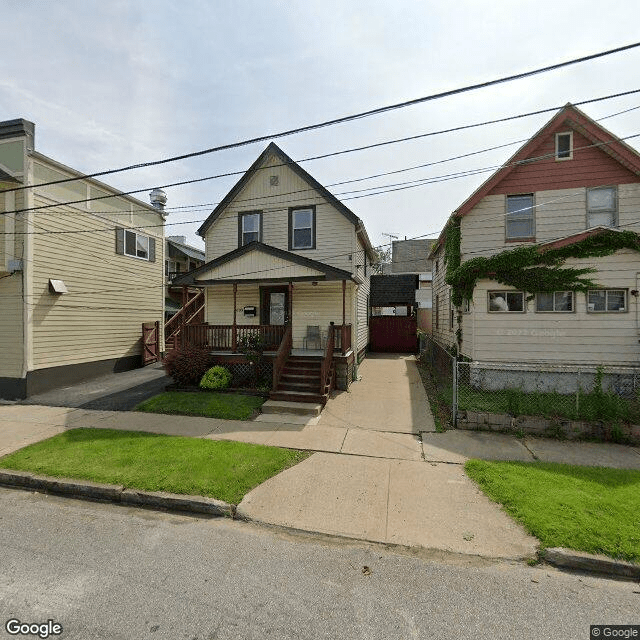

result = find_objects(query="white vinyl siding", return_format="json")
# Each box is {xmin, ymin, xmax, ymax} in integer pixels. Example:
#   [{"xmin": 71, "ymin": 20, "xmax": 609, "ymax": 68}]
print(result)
[
  {"xmin": 205, "ymin": 281, "xmax": 354, "ymax": 350},
  {"xmin": 470, "ymin": 251, "xmax": 640, "ymax": 365},
  {"xmin": 29, "ymin": 161, "xmax": 164, "ymax": 370},
  {"xmin": 461, "ymin": 185, "xmax": 640, "ymax": 259},
  {"xmin": 204, "ymin": 153, "xmax": 355, "ymax": 273}
]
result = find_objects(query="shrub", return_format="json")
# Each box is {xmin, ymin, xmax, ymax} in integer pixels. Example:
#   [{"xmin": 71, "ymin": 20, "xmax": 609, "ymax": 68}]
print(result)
[
  {"xmin": 163, "ymin": 345, "xmax": 211, "ymax": 386},
  {"xmin": 200, "ymin": 366, "xmax": 232, "ymax": 390}
]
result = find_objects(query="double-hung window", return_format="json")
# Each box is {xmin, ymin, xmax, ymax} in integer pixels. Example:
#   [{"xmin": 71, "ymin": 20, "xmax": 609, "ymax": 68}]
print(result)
[
  {"xmin": 238, "ymin": 211, "xmax": 262, "ymax": 246},
  {"xmin": 587, "ymin": 289, "xmax": 626, "ymax": 313},
  {"xmin": 536, "ymin": 291, "xmax": 573, "ymax": 312},
  {"xmin": 587, "ymin": 187, "xmax": 617, "ymax": 228},
  {"xmin": 488, "ymin": 291, "xmax": 525, "ymax": 312},
  {"xmin": 506, "ymin": 194, "xmax": 534, "ymax": 240},
  {"xmin": 289, "ymin": 206, "xmax": 315, "ymax": 250}
]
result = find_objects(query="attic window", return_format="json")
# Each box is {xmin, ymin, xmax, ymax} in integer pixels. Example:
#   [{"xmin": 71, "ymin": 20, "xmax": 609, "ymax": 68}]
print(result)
[
  {"xmin": 555, "ymin": 132, "xmax": 573, "ymax": 160},
  {"xmin": 270, "ymin": 175, "xmax": 279, "ymax": 186}
]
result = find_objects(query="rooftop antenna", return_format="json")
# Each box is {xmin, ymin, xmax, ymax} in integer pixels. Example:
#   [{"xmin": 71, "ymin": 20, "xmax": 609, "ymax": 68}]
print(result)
[{"xmin": 382, "ymin": 233, "xmax": 398, "ymax": 244}]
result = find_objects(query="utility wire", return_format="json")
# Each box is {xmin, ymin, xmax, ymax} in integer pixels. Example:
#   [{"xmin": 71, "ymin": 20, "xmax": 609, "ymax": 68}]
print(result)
[
  {"xmin": 3, "ymin": 89, "xmax": 640, "ymax": 218},
  {"xmin": 3, "ymin": 43, "xmax": 640, "ymax": 196},
  {"xmin": 6, "ymin": 131, "xmax": 638, "ymax": 237}
]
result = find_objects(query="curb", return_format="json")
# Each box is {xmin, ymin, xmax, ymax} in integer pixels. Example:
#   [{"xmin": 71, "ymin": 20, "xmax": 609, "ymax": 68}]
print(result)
[
  {"xmin": 544, "ymin": 547, "xmax": 640, "ymax": 580},
  {"xmin": 0, "ymin": 469, "xmax": 236, "ymax": 518}
]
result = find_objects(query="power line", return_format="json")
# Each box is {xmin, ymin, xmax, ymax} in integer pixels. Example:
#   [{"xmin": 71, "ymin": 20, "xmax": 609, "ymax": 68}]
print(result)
[
  {"xmin": 3, "ymin": 43, "xmax": 640, "ymax": 196},
  {"xmin": 4, "ymin": 90, "xmax": 640, "ymax": 218},
  {"xmin": 4, "ymin": 131, "xmax": 639, "ymax": 238}
]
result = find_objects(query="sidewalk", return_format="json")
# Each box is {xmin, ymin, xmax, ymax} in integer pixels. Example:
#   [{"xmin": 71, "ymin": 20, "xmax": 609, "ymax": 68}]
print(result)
[{"xmin": 2, "ymin": 402, "xmax": 639, "ymax": 562}]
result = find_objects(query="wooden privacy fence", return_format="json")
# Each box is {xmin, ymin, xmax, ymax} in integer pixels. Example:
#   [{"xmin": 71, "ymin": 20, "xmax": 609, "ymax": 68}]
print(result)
[
  {"xmin": 142, "ymin": 321, "xmax": 160, "ymax": 365},
  {"xmin": 369, "ymin": 316, "xmax": 418, "ymax": 353}
]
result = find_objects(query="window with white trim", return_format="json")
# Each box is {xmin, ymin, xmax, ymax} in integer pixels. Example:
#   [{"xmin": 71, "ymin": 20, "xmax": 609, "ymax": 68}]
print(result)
[
  {"xmin": 506, "ymin": 194, "xmax": 534, "ymax": 240},
  {"xmin": 536, "ymin": 291, "xmax": 573, "ymax": 312},
  {"xmin": 555, "ymin": 132, "xmax": 573, "ymax": 160},
  {"xmin": 125, "ymin": 230, "xmax": 149, "ymax": 259},
  {"xmin": 289, "ymin": 206, "xmax": 315, "ymax": 249},
  {"xmin": 587, "ymin": 289, "xmax": 626, "ymax": 312},
  {"xmin": 488, "ymin": 291, "xmax": 525, "ymax": 312},
  {"xmin": 239, "ymin": 211, "xmax": 261, "ymax": 246},
  {"xmin": 587, "ymin": 187, "xmax": 617, "ymax": 228}
]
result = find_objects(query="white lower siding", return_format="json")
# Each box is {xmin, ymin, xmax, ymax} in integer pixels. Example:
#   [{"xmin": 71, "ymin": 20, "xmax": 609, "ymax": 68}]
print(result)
[{"xmin": 470, "ymin": 250, "xmax": 640, "ymax": 365}]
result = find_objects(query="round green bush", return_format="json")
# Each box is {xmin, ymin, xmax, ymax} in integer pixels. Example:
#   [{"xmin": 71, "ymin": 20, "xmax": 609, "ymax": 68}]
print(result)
[{"xmin": 199, "ymin": 366, "xmax": 232, "ymax": 390}]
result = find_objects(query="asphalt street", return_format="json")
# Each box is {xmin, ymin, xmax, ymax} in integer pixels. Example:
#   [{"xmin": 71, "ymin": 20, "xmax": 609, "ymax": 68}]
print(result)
[{"xmin": 0, "ymin": 488, "xmax": 637, "ymax": 640}]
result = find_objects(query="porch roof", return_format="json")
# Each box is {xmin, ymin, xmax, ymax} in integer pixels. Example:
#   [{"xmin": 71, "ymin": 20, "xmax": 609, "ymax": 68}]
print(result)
[{"xmin": 172, "ymin": 241, "xmax": 356, "ymax": 286}]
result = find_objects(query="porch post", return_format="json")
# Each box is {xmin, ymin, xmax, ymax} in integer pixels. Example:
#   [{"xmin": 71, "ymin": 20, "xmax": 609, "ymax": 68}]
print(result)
[
  {"xmin": 342, "ymin": 279, "xmax": 346, "ymax": 355},
  {"xmin": 288, "ymin": 282, "xmax": 293, "ymax": 323},
  {"xmin": 232, "ymin": 283, "xmax": 238, "ymax": 352}
]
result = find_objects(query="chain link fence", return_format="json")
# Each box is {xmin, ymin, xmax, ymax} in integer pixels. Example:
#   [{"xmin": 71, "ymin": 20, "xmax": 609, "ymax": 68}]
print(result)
[
  {"xmin": 458, "ymin": 362, "xmax": 640, "ymax": 423},
  {"xmin": 420, "ymin": 336, "xmax": 640, "ymax": 426}
]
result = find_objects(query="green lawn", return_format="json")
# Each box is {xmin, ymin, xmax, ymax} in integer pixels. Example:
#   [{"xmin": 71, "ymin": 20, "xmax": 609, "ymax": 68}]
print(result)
[
  {"xmin": 465, "ymin": 459, "xmax": 640, "ymax": 563},
  {"xmin": 0, "ymin": 428, "xmax": 309, "ymax": 505},
  {"xmin": 135, "ymin": 391, "xmax": 265, "ymax": 420}
]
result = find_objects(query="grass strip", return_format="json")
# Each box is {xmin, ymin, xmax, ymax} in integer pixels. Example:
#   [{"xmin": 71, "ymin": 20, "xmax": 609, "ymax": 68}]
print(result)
[
  {"xmin": 465, "ymin": 459, "xmax": 640, "ymax": 563},
  {"xmin": 0, "ymin": 428, "xmax": 309, "ymax": 505},
  {"xmin": 135, "ymin": 391, "xmax": 265, "ymax": 420}
]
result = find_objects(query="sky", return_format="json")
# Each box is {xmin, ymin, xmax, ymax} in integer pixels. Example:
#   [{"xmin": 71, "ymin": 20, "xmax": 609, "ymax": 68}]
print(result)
[{"xmin": 2, "ymin": 0, "xmax": 640, "ymax": 252}]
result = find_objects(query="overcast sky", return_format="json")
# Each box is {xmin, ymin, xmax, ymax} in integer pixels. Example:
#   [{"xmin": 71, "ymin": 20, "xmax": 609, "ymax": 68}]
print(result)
[{"xmin": 2, "ymin": 0, "xmax": 639, "ymax": 250}]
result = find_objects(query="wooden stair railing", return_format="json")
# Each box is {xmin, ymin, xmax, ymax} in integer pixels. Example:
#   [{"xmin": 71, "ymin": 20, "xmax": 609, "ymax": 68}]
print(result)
[
  {"xmin": 164, "ymin": 289, "xmax": 205, "ymax": 349},
  {"xmin": 272, "ymin": 324, "xmax": 292, "ymax": 391},
  {"xmin": 319, "ymin": 323, "xmax": 335, "ymax": 396}
]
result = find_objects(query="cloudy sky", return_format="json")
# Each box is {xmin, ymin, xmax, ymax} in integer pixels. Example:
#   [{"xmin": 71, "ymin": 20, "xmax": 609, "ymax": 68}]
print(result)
[{"xmin": 2, "ymin": 1, "xmax": 639, "ymax": 250}]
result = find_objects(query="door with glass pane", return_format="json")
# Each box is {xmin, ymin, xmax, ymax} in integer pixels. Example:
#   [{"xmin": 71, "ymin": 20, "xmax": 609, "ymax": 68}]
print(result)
[{"xmin": 260, "ymin": 287, "xmax": 289, "ymax": 325}]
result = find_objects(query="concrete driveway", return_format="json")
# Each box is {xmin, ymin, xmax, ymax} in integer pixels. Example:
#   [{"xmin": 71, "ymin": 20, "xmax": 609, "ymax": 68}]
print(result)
[{"xmin": 318, "ymin": 353, "xmax": 435, "ymax": 434}]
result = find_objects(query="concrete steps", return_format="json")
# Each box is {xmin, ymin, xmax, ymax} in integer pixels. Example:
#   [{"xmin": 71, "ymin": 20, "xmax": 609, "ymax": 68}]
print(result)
[{"xmin": 261, "ymin": 399, "xmax": 323, "ymax": 417}]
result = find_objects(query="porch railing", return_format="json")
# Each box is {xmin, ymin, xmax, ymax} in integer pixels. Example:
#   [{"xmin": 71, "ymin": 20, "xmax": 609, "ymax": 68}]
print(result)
[
  {"xmin": 181, "ymin": 323, "xmax": 287, "ymax": 351},
  {"xmin": 320, "ymin": 323, "xmax": 335, "ymax": 395},
  {"xmin": 272, "ymin": 324, "xmax": 292, "ymax": 391}
]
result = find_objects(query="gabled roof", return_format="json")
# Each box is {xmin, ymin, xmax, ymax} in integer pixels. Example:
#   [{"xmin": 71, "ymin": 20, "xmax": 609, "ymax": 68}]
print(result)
[
  {"xmin": 197, "ymin": 142, "xmax": 375, "ymax": 258},
  {"xmin": 166, "ymin": 237, "xmax": 205, "ymax": 262},
  {"xmin": 172, "ymin": 241, "xmax": 355, "ymax": 286},
  {"xmin": 431, "ymin": 104, "xmax": 640, "ymax": 256}
]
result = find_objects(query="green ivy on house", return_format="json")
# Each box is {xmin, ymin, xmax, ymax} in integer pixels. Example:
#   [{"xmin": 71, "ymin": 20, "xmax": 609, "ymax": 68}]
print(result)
[{"xmin": 444, "ymin": 225, "xmax": 640, "ymax": 307}]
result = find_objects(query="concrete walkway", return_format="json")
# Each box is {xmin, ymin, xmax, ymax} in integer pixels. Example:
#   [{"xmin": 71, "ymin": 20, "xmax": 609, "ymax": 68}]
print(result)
[
  {"xmin": 1, "ymin": 353, "xmax": 639, "ymax": 561},
  {"xmin": 318, "ymin": 353, "xmax": 435, "ymax": 434}
]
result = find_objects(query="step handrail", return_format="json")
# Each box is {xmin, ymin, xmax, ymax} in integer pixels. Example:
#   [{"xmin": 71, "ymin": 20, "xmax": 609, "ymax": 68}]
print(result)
[
  {"xmin": 272, "ymin": 323, "xmax": 292, "ymax": 391},
  {"xmin": 320, "ymin": 323, "xmax": 335, "ymax": 395}
]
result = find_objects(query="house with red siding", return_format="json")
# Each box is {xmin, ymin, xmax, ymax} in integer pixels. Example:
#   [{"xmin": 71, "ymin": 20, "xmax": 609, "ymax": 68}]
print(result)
[{"xmin": 430, "ymin": 104, "xmax": 640, "ymax": 376}]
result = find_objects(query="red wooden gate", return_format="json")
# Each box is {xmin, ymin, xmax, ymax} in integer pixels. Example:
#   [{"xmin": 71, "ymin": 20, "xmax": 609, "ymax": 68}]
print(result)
[
  {"xmin": 369, "ymin": 316, "xmax": 418, "ymax": 353},
  {"xmin": 142, "ymin": 321, "xmax": 160, "ymax": 365}
]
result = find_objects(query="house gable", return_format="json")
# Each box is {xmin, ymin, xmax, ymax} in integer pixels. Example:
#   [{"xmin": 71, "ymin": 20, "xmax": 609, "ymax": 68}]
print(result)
[
  {"xmin": 175, "ymin": 242, "xmax": 354, "ymax": 285},
  {"xmin": 454, "ymin": 104, "xmax": 640, "ymax": 219},
  {"xmin": 198, "ymin": 142, "xmax": 374, "ymax": 272}
]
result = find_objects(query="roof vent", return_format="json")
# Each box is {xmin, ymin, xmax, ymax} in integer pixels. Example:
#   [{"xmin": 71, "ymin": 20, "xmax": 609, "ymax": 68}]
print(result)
[{"xmin": 149, "ymin": 188, "xmax": 167, "ymax": 211}]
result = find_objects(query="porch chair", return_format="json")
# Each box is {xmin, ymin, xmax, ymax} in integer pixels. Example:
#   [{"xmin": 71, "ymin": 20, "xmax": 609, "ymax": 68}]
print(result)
[{"xmin": 302, "ymin": 325, "xmax": 322, "ymax": 350}]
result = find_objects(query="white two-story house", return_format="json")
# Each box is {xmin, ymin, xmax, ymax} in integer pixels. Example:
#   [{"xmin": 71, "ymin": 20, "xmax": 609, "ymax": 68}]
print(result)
[
  {"xmin": 174, "ymin": 142, "xmax": 375, "ymax": 403},
  {"xmin": 431, "ymin": 104, "xmax": 640, "ymax": 373}
]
